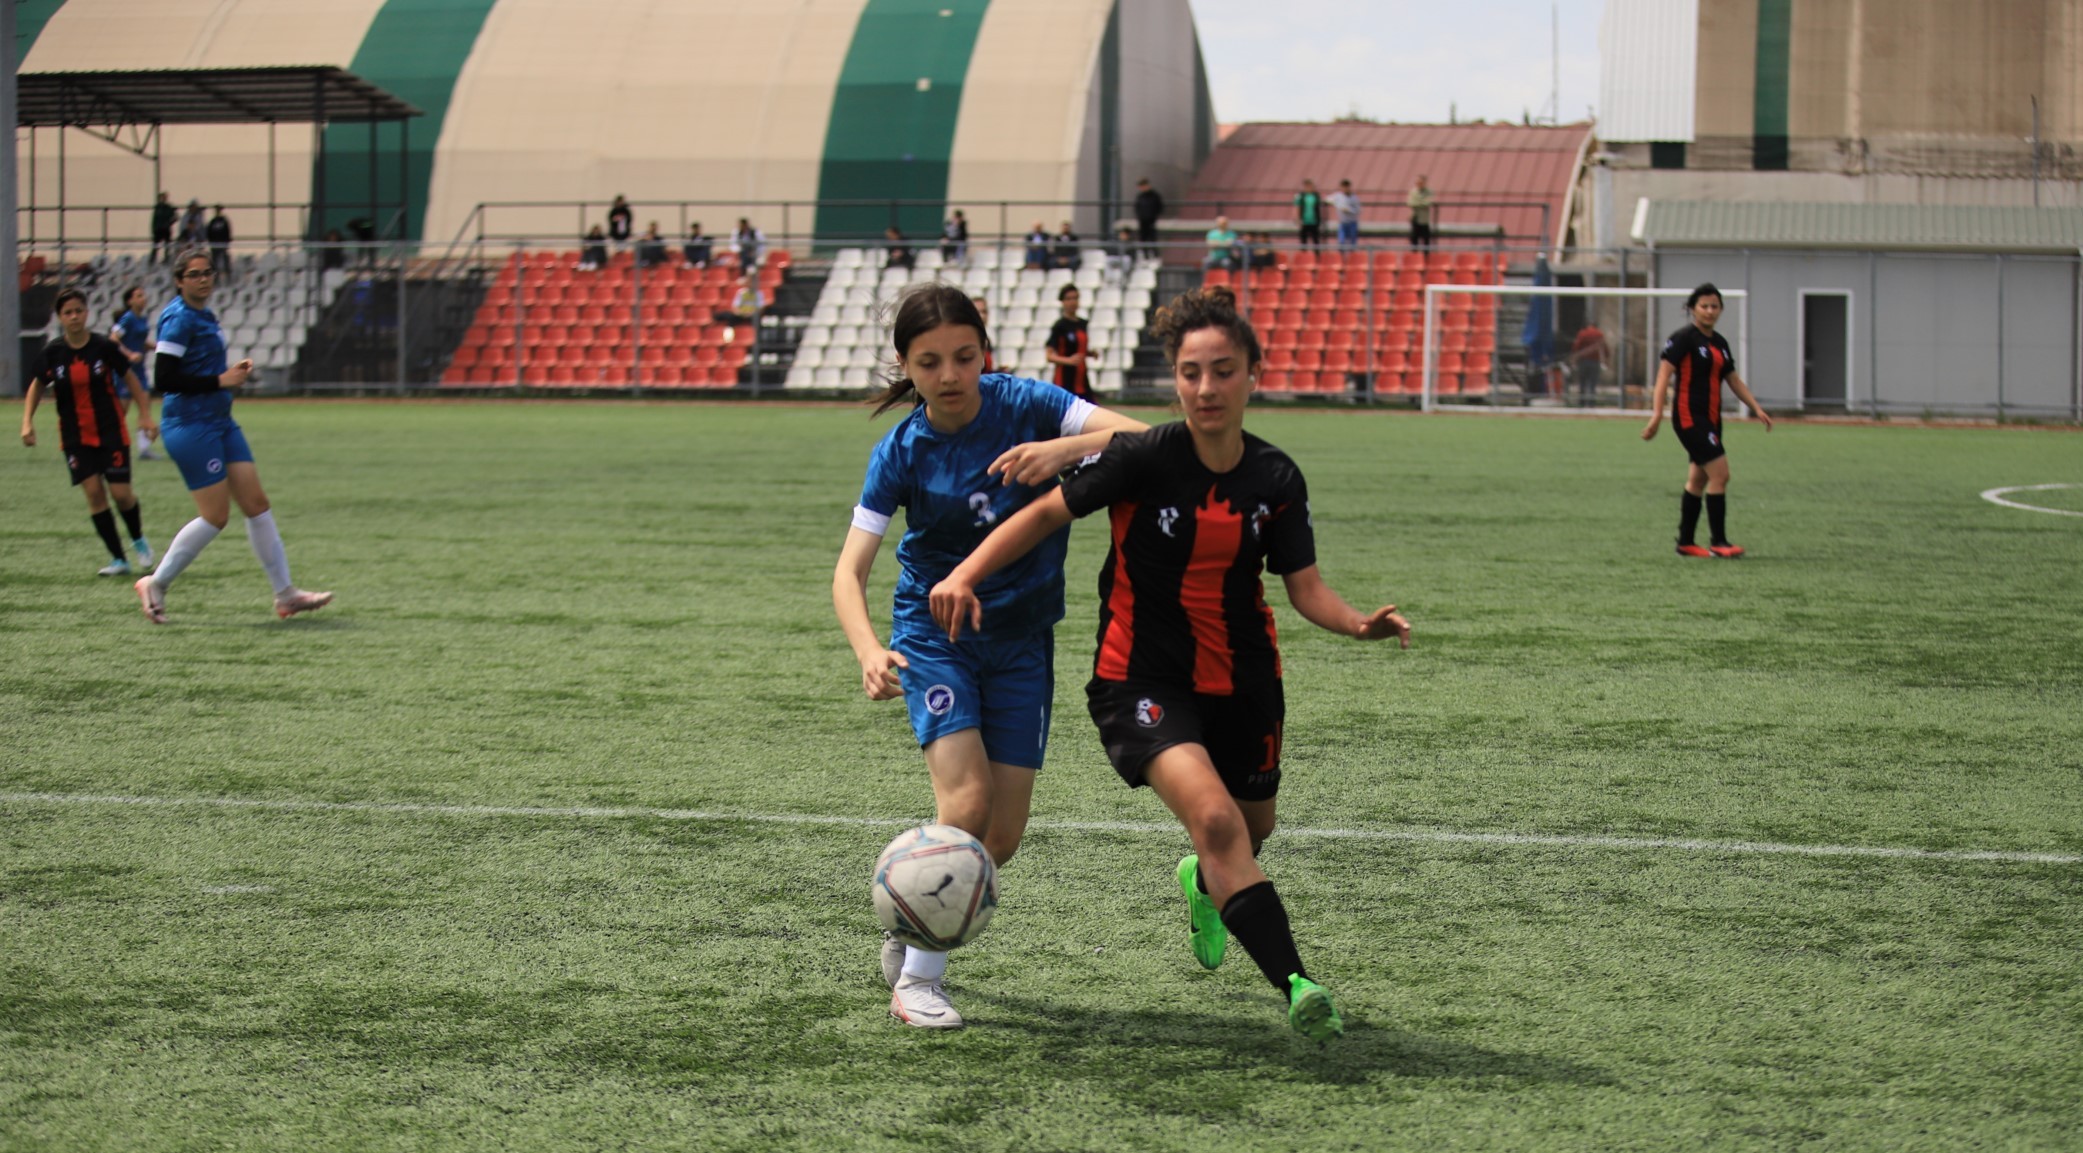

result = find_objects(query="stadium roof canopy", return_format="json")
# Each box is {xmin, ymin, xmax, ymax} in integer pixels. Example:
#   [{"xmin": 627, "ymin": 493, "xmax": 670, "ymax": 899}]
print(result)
[
  {"xmin": 1636, "ymin": 201, "xmax": 2083, "ymax": 254},
  {"xmin": 16, "ymin": 67, "xmax": 422, "ymax": 128}
]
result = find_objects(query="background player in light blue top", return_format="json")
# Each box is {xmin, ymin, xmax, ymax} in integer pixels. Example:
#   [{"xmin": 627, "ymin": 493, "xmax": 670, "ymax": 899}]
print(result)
[
  {"xmin": 110, "ymin": 285, "xmax": 160, "ymax": 460},
  {"xmin": 833, "ymin": 284, "xmax": 1147, "ymax": 1029},
  {"xmin": 134, "ymin": 248, "xmax": 332, "ymax": 624}
]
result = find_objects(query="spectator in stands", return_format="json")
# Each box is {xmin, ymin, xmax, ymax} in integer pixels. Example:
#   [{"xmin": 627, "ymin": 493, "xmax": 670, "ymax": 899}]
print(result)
[
  {"xmin": 1407, "ymin": 175, "xmax": 1435, "ymax": 249},
  {"xmin": 179, "ymin": 200, "xmax": 206, "ymax": 248},
  {"xmin": 885, "ymin": 226, "xmax": 915, "ymax": 273},
  {"xmin": 683, "ymin": 222, "xmax": 712, "ymax": 269},
  {"xmin": 732, "ymin": 218, "xmax": 765, "ymax": 271},
  {"xmin": 1105, "ymin": 226, "xmax": 1137, "ymax": 283},
  {"xmin": 205, "ymin": 206, "xmax": 234, "ymax": 282},
  {"xmin": 1294, "ymin": 179, "xmax": 1324, "ymax": 249},
  {"xmin": 151, "ymin": 192, "xmax": 178, "ymax": 265},
  {"xmin": 320, "ymin": 228, "xmax": 346, "ymax": 271},
  {"xmin": 1569, "ymin": 322, "xmax": 1607, "ymax": 401},
  {"xmin": 1330, "ymin": 180, "xmax": 1363, "ymax": 251},
  {"xmin": 636, "ymin": 221, "xmax": 668, "ymax": 269},
  {"xmin": 1023, "ymin": 221, "xmax": 1050, "ymax": 270},
  {"xmin": 1202, "ymin": 215, "xmax": 1240, "ymax": 271},
  {"xmin": 579, "ymin": 224, "xmax": 609, "ymax": 271},
  {"xmin": 608, "ymin": 195, "xmax": 634, "ymax": 245},
  {"xmin": 1248, "ymin": 231, "xmax": 1278, "ymax": 271},
  {"xmin": 712, "ymin": 269, "xmax": 765, "ymax": 331},
  {"xmin": 941, "ymin": 210, "xmax": 969, "ymax": 266},
  {"xmin": 1133, "ymin": 177, "xmax": 1165, "ymax": 260},
  {"xmin": 1051, "ymin": 221, "xmax": 1081, "ymax": 271}
]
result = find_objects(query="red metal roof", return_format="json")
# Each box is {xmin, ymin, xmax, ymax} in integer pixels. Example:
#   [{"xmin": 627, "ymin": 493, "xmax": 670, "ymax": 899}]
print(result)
[{"xmin": 1182, "ymin": 121, "xmax": 1593, "ymax": 247}]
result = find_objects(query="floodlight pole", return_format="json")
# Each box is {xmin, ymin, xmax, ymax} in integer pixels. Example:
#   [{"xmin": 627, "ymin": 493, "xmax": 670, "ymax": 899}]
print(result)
[{"xmin": 1, "ymin": 0, "xmax": 18, "ymax": 397}]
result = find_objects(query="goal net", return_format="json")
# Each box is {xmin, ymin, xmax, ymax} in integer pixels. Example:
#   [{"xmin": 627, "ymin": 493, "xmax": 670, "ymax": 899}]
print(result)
[{"xmin": 1420, "ymin": 284, "xmax": 1748, "ymax": 415}]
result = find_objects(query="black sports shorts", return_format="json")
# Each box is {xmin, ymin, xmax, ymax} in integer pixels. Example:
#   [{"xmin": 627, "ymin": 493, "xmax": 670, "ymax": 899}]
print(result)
[
  {"xmin": 65, "ymin": 444, "xmax": 131, "ymax": 486},
  {"xmin": 1676, "ymin": 424, "xmax": 1726, "ymax": 466},
  {"xmin": 1085, "ymin": 677, "xmax": 1285, "ymax": 802}
]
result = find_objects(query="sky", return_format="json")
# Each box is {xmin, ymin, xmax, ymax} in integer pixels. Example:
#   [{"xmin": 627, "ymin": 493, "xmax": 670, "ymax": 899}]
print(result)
[{"xmin": 1191, "ymin": 0, "xmax": 1606, "ymax": 127}]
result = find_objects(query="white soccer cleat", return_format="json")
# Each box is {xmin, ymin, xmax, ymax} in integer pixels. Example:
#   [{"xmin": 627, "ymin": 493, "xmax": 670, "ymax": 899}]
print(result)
[
  {"xmin": 889, "ymin": 974, "xmax": 963, "ymax": 1029},
  {"xmin": 98, "ymin": 559, "xmax": 132, "ymax": 577},
  {"xmin": 274, "ymin": 587, "xmax": 334, "ymax": 619},
  {"xmin": 881, "ymin": 931, "xmax": 906, "ymax": 989},
  {"xmin": 132, "ymin": 539, "xmax": 155, "ymax": 570},
  {"xmin": 134, "ymin": 576, "xmax": 167, "ymax": 624}
]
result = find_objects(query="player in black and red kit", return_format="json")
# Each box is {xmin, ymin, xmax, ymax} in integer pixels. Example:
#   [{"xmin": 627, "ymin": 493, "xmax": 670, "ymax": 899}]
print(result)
[
  {"xmin": 1643, "ymin": 283, "xmax": 1774, "ymax": 558},
  {"xmin": 1044, "ymin": 284, "xmax": 1091, "ymax": 399},
  {"xmin": 931, "ymin": 286, "xmax": 1409, "ymax": 1043},
  {"xmin": 19, "ymin": 289, "xmax": 157, "ymax": 576}
]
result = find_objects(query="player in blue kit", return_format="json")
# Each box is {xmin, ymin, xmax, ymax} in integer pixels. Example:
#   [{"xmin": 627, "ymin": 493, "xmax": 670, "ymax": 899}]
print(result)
[
  {"xmin": 134, "ymin": 249, "xmax": 332, "ymax": 624},
  {"xmin": 111, "ymin": 286, "xmax": 160, "ymax": 460},
  {"xmin": 833, "ymin": 283, "xmax": 1147, "ymax": 1029}
]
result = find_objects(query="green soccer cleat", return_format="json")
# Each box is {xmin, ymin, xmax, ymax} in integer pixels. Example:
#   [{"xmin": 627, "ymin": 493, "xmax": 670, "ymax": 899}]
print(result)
[
  {"xmin": 1287, "ymin": 974, "xmax": 1344, "ymax": 1043},
  {"xmin": 1176, "ymin": 854, "xmax": 1227, "ymax": 970}
]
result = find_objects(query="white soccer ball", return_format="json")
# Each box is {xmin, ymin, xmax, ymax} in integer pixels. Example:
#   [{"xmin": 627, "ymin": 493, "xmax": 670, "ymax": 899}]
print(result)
[{"xmin": 871, "ymin": 824, "xmax": 998, "ymax": 951}]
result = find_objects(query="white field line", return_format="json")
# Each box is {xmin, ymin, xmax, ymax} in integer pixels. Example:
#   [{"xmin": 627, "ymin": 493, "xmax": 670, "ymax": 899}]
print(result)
[
  {"xmin": 1980, "ymin": 483, "xmax": 2083, "ymax": 518},
  {"xmin": 2, "ymin": 790, "xmax": 2076, "ymax": 866}
]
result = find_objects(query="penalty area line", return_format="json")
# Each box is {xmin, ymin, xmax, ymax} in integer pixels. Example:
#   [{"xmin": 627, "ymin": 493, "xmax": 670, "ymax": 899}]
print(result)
[{"xmin": 1, "ymin": 790, "xmax": 2076, "ymax": 866}]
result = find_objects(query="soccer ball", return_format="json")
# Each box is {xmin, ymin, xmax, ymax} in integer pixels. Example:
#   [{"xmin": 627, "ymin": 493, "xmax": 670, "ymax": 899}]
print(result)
[{"xmin": 872, "ymin": 824, "xmax": 997, "ymax": 951}]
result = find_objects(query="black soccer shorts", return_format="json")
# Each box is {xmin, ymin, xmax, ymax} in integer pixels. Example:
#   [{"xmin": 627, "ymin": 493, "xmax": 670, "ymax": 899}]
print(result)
[
  {"xmin": 1676, "ymin": 424, "xmax": 1726, "ymax": 466},
  {"xmin": 1085, "ymin": 677, "xmax": 1285, "ymax": 802},
  {"xmin": 65, "ymin": 444, "xmax": 131, "ymax": 486}
]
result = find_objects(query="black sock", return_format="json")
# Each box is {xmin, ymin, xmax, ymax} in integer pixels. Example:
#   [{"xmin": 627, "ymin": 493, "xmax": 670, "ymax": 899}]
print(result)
[
  {"xmin": 1706, "ymin": 493, "xmax": 1728, "ymax": 546},
  {"xmin": 1220, "ymin": 880, "xmax": 1306, "ymax": 995},
  {"xmin": 1678, "ymin": 491, "xmax": 1703, "ymax": 545},
  {"xmin": 118, "ymin": 502, "xmax": 143, "ymax": 541},
  {"xmin": 1194, "ymin": 867, "xmax": 1208, "ymax": 895},
  {"xmin": 90, "ymin": 510, "xmax": 125, "ymax": 560}
]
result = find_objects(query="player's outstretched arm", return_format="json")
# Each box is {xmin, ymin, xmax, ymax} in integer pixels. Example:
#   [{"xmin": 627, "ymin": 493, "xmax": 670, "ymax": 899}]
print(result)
[
  {"xmin": 930, "ymin": 490, "xmax": 1076, "ymax": 640},
  {"xmin": 1641, "ymin": 362, "xmax": 1673, "ymax": 440},
  {"xmin": 990, "ymin": 407, "xmax": 1147, "ymax": 487},
  {"xmin": 1726, "ymin": 371, "xmax": 1774, "ymax": 431},
  {"xmin": 1281, "ymin": 565, "xmax": 1410, "ymax": 648},
  {"xmin": 833, "ymin": 527, "xmax": 907, "ymax": 701},
  {"xmin": 19, "ymin": 381, "xmax": 41, "ymax": 446}
]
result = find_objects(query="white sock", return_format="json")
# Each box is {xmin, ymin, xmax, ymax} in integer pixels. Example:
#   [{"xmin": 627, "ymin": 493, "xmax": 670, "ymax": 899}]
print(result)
[
  {"xmin": 245, "ymin": 510, "xmax": 293, "ymax": 595},
  {"xmin": 152, "ymin": 517, "xmax": 221, "ymax": 588},
  {"xmin": 901, "ymin": 947, "xmax": 948, "ymax": 983},
  {"xmin": 133, "ymin": 427, "xmax": 151, "ymax": 456}
]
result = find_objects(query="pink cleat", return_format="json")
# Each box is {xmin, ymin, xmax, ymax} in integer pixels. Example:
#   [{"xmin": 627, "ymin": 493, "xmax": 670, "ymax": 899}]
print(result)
[
  {"xmin": 134, "ymin": 576, "xmax": 167, "ymax": 624},
  {"xmin": 274, "ymin": 588, "xmax": 334, "ymax": 619}
]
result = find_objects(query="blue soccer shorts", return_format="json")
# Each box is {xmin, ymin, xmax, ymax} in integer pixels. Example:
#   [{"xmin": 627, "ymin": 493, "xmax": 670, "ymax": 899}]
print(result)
[
  {"xmin": 161, "ymin": 416, "xmax": 255, "ymax": 491},
  {"xmin": 891, "ymin": 627, "xmax": 1055, "ymax": 770}
]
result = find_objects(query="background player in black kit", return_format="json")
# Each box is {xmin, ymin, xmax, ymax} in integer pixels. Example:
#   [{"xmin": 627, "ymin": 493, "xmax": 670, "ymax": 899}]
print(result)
[
  {"xmin": 1044, "ymin": 284, "xmax": 1092, "ymax": 399},
  {"xmin": 930, "ymin": 286, "xmax": 1409, "ymax": 1043},
  {"xmin": 20, "ymin": 289, "xmax": 157, "ymax": 576},
  {"xmin": 1643, "ymin": 283, "xmax": 1774, "ymax": 558}
]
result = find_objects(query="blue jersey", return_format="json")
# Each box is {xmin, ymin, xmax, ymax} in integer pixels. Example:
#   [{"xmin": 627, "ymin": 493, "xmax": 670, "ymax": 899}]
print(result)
[
  {"xmin": 113, "ymin": 310, "xmax": 151, "ymax": 386},
  {"xmin": 854, "ymin": 374, "xmax": 1098, "ymax": 643},
  {"xmin": 155, "ymin": 295, "xmax": 230, "ymax": 425}
]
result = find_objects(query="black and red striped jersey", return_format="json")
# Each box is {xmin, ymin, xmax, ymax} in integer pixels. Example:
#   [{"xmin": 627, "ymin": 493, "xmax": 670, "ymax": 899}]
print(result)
[
  {"xmin": 38, "ymin": 334, "xmax": 134, "ymax": 451},
  {"xmin": 1059, "ymin": 423, "xmax": 1315, "ymax": 697},
  {"xmin": 1661, "ymin": 324, "xmax": 1735, "ymax": 431},
  {"xmin": 1047, "ymin": 315, "xmax": 1090, "ymax": 398}
]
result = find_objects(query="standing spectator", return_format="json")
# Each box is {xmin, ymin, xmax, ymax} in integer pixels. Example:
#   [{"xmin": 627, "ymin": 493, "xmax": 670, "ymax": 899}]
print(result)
[
  {"xmin": 885, "ymin": 226, "xmax": 915, "ymax": 273},
  {"xmin": 1569, "ymin": 322, "xmax": 1607, "ymax": 402},
  {"xmin": 578, "ymin": 225, "xmax": 609, "ymax": 271},
  {"xmin": 1044, "ymin": 284, "xmax": 1092, "ymax": 399},
  {"xmin": 732, "ymin": 217, "xmax": 764, "ymax": 271},
  {"xmin": 178, "ymin": 199, "xmax": 206, "ymax": 247},
  {"xmin": 940, "ymin": 209, "xmax": 969, "ymax": 266},
  {"xmin": 635, "ymin": 221, "xmax": 668, "ymax": 269},
  {"xmin": 319, "ymin": 228, "xmax": 347, "ymax": 272},
  {"xmin": 1051, "ymin": 221, "xmax": 1081, "ymax": 272},
  {"xmin": 205, "ymin": 206, "xmax": 234, "ymax": 282},
  {"xmin": 1294, "ymin": 179, "xmax": 1323, "ymax": 249},
  {"xmin": 1023, "ymin": 221, "xmax": 1050, "ymax": 270},
  {"xmin": 1202, "ymin": 215, "xmax": 1240, "ymax": 270},
  {"xmin": 1330, "ymin": 180, "xmax": 1363, "ymax": 251},
  {"xmin": 1407, "ymin": 175, "xmax": 1435, "ymax": 249},
  {"xmin": 150, "ymin": 192, "xmax": 178, "ymax": 264},
  {"xmin": 683, "ymin": 222, "xmax": 712, "ymax": 268},
  {"xmin": 607, "ymin": 195, "xmax": 634, "ymax": 245},
  {"xmin": 1133, "ymin": 178, "xmax": 1165, "ymax": 259}
]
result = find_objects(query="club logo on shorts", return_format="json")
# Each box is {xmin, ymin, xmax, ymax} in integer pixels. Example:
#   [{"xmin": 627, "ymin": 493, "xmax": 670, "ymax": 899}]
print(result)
[
  {"xmin": 206, "ymin": 458, "xmax": 224, "ymax": 475},
  {"xmin": 1708, "ymin": 432, "xmax": 1719, "ymax": 446},
  {"xmin": 924, "ymin": 685, "xmax": 956, "ymax": 716},
  {"xmin": 1135, "ymin": 698, "xmax": 1164, "ymax": 727}
]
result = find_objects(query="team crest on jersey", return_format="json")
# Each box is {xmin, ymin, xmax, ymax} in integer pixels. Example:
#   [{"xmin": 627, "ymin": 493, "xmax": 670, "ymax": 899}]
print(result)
[
  {"xmin": 1249, "ymin": 502, "xmax": 1272, "ymax": 538},
  {"xmin": 1134, "ymin": 698, "xmax": 1164, "ymax": 727},
  {"xmin": 1158, "ymin": 507, "xmax": 1179, "ymax": 537},
  {"xmin": 924, "ymin": 685, "xmax": 956, "ymax": 716}
]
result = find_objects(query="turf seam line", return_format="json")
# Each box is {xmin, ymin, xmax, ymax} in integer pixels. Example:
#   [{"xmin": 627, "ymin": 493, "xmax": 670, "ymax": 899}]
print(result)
[{"xmin": 2, "ymin": 791, "xmax": 2076, "ymax": 865}]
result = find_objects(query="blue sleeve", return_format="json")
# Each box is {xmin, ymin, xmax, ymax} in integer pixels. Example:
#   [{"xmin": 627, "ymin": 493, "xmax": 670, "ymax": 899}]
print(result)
[
  {"xmin": 857, "ymin": 433, "xmax": 906, "ymax": 517},
  {"xmin": 156, "ymin": 307, "xmax": 192, "ymax": 353},
  {"xmin": 1004, "ymin": 375, "xmax": 1078, "ymax": 438}
]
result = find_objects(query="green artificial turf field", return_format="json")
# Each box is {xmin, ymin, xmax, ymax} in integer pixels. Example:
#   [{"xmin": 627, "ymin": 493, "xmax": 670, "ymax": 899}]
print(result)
[{"xmin": 4, "ymin": 400, "xmax": 2080, "ymax": 1152}]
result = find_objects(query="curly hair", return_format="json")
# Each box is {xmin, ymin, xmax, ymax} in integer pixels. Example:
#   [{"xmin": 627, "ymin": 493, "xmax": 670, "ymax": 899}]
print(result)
[{"xmin": 1148, "ymin": 284, "xmax": 1262, "ymax": 370}]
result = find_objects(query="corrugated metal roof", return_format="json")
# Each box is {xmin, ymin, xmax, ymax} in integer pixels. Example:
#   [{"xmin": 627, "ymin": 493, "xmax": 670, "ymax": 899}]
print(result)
[
  {"xmin": 1598, "ymin": 0, "xmax": 1696, "ymax": 142},
  {"xmin": 1181, "ymin": 121, "xmax": 1593, "ymax": 246},
  {"xmin": 1637, "ymin": 200, "xmax": 2083, "ymax": 252}
]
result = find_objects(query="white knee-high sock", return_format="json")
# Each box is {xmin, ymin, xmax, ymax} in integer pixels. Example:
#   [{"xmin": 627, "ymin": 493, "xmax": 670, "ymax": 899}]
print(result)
[
  {"xmin": 245, "ymin": 510, "xmax": 293, "ymax": 594},
  {"xmin": 901, "ymin": 947, "xmax": 948, "ymax": 982},
  {"xmin": 153, "ymin": 517, "xmax": 221, "ymax": 587}
]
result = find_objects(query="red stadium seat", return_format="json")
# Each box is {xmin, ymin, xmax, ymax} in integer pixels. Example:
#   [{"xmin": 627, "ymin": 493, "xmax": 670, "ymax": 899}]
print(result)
[
  {"xmin": 1202, "ymin": 267, "xmax": 1233, "ymax": 287},
  {"xmin": 1294, "ymin": 348, "xmax": 1323, "ymax": 371},
  {"xmin": 1324, "ymin": 348, "xmax": 1354, "ymax": 372},
  {"xmin": 1258, "ymin": 371, "xmax": 1292, "ymax": 392}
]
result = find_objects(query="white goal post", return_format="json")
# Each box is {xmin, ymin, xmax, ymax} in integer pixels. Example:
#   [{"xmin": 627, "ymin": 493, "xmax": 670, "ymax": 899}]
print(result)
[{"xmin": 1421, "ymin": 284, "xmax": 1749, "ymax": 415}]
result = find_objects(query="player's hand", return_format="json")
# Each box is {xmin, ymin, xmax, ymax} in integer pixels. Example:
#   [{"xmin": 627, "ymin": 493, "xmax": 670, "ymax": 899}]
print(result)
[
  {"xmin": 860, "ymin": 647, "xmax": 907, "ymax": 701},
  {"xmin": 141, "ymin": 421, "xmax": 159, "ymax": 439},
  {"xmin": 20, "ymin": 428, "xmax": 34, "ymax": 447},
  {"xmin": 1356, "ymin": 605, "xmax": 1410, "ymax": 648},
  {"xmin": 1640, "ymin": 419, "xmax": 1660, "ymax": 441},
  {"xmin": 928, "ymin": 576, "xmax": 983, "ymax": 642},
  {"xmin": 990, "ymin": 440, "xmax": 1074, "ymax": 487},
  {"xmin": 223, "ymin": 359, "xmax": 254, "ymax": 388},
  {"xmin": 1756, "ymin": 409, "xmax": 1774, "ymax": 431}
]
